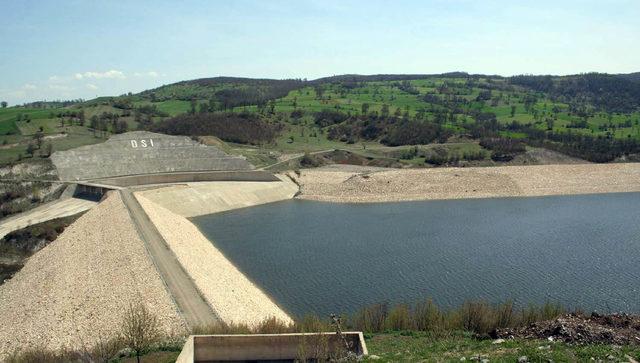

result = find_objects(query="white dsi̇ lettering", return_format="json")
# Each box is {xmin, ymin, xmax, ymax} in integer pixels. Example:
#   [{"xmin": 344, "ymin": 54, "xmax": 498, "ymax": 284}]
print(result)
[
  {"xmin": 130, "ymin": 140, "xmax": 138, "ymax": 148},
  {"xmin": 141, "ymin": 140, "xmax": 147, "ymax": 147},
  {"xmin": 149, "ymin": 138, "xmax": 154, "ymax": 146}
]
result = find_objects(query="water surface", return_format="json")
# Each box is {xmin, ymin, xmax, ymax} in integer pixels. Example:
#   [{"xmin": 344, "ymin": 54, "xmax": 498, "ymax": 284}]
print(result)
[{"xmin": 191, "ymin": 193, "xmax": 640, "ymax": 317}]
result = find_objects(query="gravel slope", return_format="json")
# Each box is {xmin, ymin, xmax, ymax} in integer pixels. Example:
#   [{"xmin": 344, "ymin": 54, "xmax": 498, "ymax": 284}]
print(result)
[
  {"xmin": 0, "ymin": 193, "xmax": 186, "ymax": 358},
  {"xmin": 294, "ymin": 163, "xmax": 640, "ymax": 202},
  {"xmin": 135, "ymin": 193, "xmax": 294, "ymax": 327}
]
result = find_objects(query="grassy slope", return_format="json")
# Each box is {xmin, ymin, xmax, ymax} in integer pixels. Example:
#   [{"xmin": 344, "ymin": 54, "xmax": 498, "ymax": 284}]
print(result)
[
  {"xmin": 2, "ymin": 75, "xmax": 639, "ymax": 166},
  {"xmin": 125, "ymin": 332, "xmax": 640, "ymax": 363}
]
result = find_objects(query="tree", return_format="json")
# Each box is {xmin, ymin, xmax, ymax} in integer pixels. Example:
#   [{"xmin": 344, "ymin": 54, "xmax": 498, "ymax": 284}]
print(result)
[
  {"xmin": 33, "ymin": 131, "xmax": 44, "ymax": 149},
  {"xmin": 120, "ymin": 302, "xmax": 161, "ymax": 363},
  {"xmin": 78, "ymin": 109, "xmax": 86, "ymax": 126},
  {"xmin": 381, "ymin": 104, "xmax": 390, "ymax": 118},
  {"xmin": 115, "ymin": 120, "xmax": 128, "ymax": 134},
  {"xmin": 189, "ymin": 99, "xmax": 197, "ymax": 115},
  {"xmin": 0, "ymin": 101, "xmax": 7, "ymax": 108},
  {"xmin": 26, "ymin": 143, "xmax": 36, "ymax": 157},
  {"xmin": 43, "ymin": 143, "xmax": 53, "ymax": 157},
  {"xmin": 510, "ymin": 105, "xmax": 516, "ymax": 118},
  {"xmin": 361, "ymin": 103, "xmax": 370, "ymax": 115}
]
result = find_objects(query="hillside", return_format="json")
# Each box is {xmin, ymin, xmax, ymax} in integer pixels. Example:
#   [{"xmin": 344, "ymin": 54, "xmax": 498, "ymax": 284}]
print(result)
[{"xmin": 1, "ymin": 72, "xmax": 640, "ymax": 168}]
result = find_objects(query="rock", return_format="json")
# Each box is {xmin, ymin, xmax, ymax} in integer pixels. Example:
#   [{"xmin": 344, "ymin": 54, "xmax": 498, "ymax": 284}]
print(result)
[
  {"xmin": 518, "ymin": 356, "xmax": 528, "ymax": 363},
  {"xmin": 460, "ymin": 358, "xmax": 466, "ymax": 362},
  {"xmin": 538, "ymin": 345, "xmax": 551, "ymax": 350},
  {"xmin": 368, "ymin": 354, "xmax": 381, "ymax": 360},
  {"xmin": 481, "ymin": 360, "xmax": 489, "ymax": 363},
  {"xmin": 606, "ymin": 355, "xmax": 615, "ymax": 360},
  {"xmin": 492, "ymin": 338, "xmax": 505, "ymax": 344}
]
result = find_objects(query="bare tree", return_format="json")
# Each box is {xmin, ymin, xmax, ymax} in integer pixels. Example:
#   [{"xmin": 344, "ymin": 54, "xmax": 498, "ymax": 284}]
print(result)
[{"xmin": 120, "ymin": 301, "xmax": 161, "ymax": 363}]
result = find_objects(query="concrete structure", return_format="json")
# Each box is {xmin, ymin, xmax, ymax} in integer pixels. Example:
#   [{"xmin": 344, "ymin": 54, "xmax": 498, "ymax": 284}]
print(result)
[
  {"xmin": 96, "ymin": 170, "xmax": 278, "ymax": 187},
  {"xmin": 135, "ymin": 175, "xmax": 298, "ymax": 217},
  {"xmin": 51, "ymin": 131, "xmax": 253, "ymax": 181},
  {"xmin": 176, "ymin": 333, "xmax": 368, "ymax": 362},
  {"xmin": 0, "ymin": 190, "xmax": 97, "ymax": 239}
]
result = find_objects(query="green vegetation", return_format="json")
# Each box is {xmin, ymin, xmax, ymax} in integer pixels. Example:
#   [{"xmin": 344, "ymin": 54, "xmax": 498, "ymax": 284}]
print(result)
[
  {"xmin": 2, "ymin": 72, "xmax": 640, "ymax": 166},
  {"xmin": 365, "ymin": 332, "xmax": 640, "ymax": 362},
  {"xmin": 6, "ymin": 298, "xmax": 639, "ymax": 362}
]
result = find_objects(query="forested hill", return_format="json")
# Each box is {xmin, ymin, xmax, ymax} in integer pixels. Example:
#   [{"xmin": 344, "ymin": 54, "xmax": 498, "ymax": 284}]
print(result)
[
  {"xmin": 4, "ymin": 71, "xmax": 640, "ymax": 167},
  {"xmin": 617, "ymin": 72, "xmax": 640, "ymax": 83},
  {"xmin": 136, "ymin": 72, "xmax": 640, "ymax": 114},
  {"xmin": 137, "ymin": 77, "xmax": 304, "ymax": 109}
]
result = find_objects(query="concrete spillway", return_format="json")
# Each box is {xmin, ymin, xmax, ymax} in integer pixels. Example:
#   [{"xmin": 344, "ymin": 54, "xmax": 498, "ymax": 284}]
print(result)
[{"xmin": 51, "ymin": 131, "xmax": 253, "ymax": 181}]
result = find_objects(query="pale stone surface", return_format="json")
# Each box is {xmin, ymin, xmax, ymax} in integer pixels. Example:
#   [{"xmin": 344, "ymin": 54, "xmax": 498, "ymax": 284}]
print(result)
[
  {"xmin": 0, "ymin": 197, "xmax": 97, "ymax": 239},
  {"xmin": 294, "ymin": 163, "xmax": 640, "ymax": 203},
  {"xmin": 135, "ymin": 193, "xmax": 294, "ymax": 326},
  {"xmin": 135, "ymin": 176, "xmax": 298, "ymax": 217},
  {"xmin": 51, "ymin": 131, "xmax": 253, "ymax": 181},
  {"xmin": 0, "ymin": 193, "xmax": 186, "ymax": 358}
]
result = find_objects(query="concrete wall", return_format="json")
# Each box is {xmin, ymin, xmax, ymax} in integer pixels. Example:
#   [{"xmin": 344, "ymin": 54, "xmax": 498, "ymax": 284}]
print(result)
[
  {"xmin": 51, "ymin": 131, "xmax": 253, "ymax": 181},
  {"xmin": 176, "ymin": 333, "xmax": 367, "ymax": 362},
  {"xmin": 134, "ymin": 175, "xmax": 298, "ymax": 217},
  {"xmin": 95, "ymin": 170, "xmax": 279, "ymax": 187}
]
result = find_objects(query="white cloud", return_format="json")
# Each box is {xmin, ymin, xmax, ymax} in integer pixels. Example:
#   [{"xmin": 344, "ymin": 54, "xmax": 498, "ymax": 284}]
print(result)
[
  {"xmin": 22, "ymin": 83, "xmax": 37, "ymax": 90},
  {"xmin": 74, "ymin": 70, "xmax": 126, "ymax": 80},
  {"xmin": 49, "ymin": 84, "xmax": 73, "ymax": 91},
  {"xmin": 133, "ymin": 71, "xmax": 159, "ymax": 78},
  {"xmin": 48, "ymin": 75, "xmax": 62, "ymax": 82},
  {"xmin": 86, "ymin": 83, "xmax": 99, "ymax": 90}
]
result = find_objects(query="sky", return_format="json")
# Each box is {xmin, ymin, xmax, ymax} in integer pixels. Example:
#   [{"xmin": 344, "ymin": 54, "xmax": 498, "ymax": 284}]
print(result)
[{"xmin": 1, "ymin": 0, "xmax": 639, "ymax": 105}]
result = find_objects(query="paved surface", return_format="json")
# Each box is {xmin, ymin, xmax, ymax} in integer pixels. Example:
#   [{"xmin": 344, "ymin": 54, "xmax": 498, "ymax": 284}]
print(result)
[
  {"xmin": 120, "ymin": 189, "xmax": 219, "ymax": 328},
  {"xmin": 0, "ymin": 197, "xmax": 97, "ymax": 239}
]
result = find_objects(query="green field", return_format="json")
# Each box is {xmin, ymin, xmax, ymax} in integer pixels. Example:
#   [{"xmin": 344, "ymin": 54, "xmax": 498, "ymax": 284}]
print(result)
[{"xmin": 2, "ymin": 73, "xmax": 640, "ymax": 166}]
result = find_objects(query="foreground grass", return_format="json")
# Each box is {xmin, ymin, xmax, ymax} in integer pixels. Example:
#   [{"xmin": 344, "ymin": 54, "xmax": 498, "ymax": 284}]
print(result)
[
  {"xmin": 364, "ymin": 331, "xmax": 640, "ymax": 362},
  {"xmin": 118, "ymin": 332, "xmax": 640, "ymax": 363}
]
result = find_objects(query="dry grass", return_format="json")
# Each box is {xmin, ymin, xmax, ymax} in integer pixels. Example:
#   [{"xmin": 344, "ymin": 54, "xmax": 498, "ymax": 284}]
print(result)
[{"xmin": 349, "ymin": 299, "xmax": 567, "ymax": 336}]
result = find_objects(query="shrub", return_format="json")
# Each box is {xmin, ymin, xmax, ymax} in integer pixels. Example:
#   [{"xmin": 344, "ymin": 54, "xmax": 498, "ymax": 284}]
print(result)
[{"xmin": 385, "ymin": 304, "xmax": 411, "ymax": 331}]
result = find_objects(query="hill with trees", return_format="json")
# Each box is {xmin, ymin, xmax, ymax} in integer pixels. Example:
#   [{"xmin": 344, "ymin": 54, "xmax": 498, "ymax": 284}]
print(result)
[{"xmin": 2, "ymin": 72, "xmax": 640, "ymax": 166}]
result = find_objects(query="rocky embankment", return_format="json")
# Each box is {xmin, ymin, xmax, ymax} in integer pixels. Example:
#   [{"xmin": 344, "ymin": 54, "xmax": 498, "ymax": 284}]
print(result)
[
  {"xmin": 135, "ymin": 193, "xmax": 294, "ymax": 326},
  {"xmin": 0, "ymin": 193, "xmax": 185, "ymax": 358},
  {"xmin": 293, "ymin": 163, "xmax": 640, "ymax": 202}
]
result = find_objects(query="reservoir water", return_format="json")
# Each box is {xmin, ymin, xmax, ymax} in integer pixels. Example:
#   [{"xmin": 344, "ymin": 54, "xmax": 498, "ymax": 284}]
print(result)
[{"xmin": 191, "ymin": 193, "xmax": 640, "ymax": 317}]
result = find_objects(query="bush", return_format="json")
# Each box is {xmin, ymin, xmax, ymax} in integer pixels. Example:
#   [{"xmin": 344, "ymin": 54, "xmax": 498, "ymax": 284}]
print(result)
[{"xmin": 299, "ymin": 153, "xmax": 322, "ymax": 168}]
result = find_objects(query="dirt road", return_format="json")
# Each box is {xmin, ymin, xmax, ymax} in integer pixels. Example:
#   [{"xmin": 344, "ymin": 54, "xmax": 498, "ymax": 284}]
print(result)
[{"xmin": 120, "ymin": 189, "xmax": 218, "ymax": 328}]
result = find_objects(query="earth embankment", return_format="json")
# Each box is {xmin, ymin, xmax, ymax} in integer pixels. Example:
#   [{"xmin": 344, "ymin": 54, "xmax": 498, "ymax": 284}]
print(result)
[
  {"xmin": 0, "ymin": 193, "xmax": 186, "ymax": 358},
  {"xmin": 293, "ymin": 163, "xmax": 640, "ymax": 203},
  {"xmin": 135, "ymin": 193, "xmax": 294, "ymax": 326}
]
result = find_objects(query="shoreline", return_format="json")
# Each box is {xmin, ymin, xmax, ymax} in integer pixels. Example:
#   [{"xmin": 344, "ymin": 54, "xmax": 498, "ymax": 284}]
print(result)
[
  {"xmin": 291, "ymin": 163, "xmax": 640, "ymax": 203},
  {"xmin": 135, "ymin": 192, "xmax": 294, "ymax": 327}
]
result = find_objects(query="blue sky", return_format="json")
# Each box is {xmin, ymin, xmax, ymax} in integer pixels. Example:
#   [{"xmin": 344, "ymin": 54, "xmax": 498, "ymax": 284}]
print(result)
[{"xmin": 1, "ymin": 0, "xmax": 639, "ymax": 105}]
